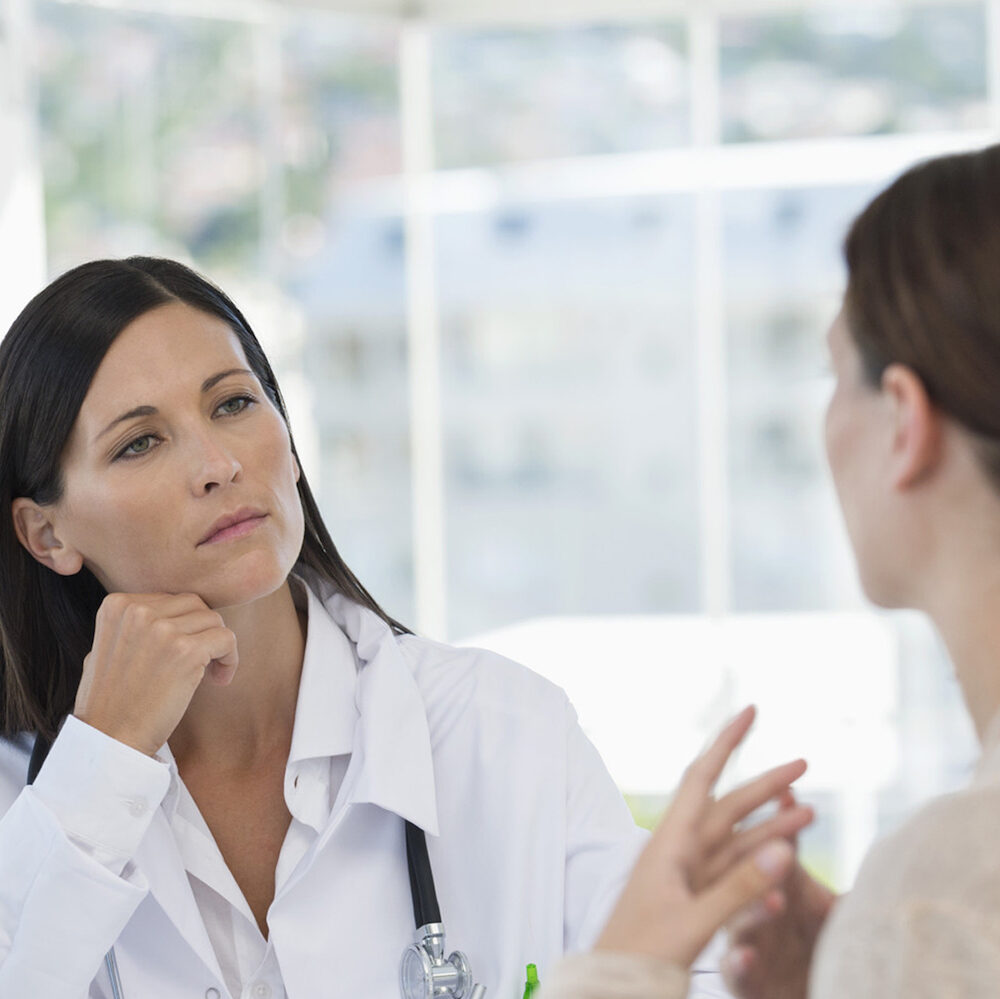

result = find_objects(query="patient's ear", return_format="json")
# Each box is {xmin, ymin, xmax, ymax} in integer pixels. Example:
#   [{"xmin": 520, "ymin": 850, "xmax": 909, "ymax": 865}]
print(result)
[
  {"xmin": 882, "ymin": 363, "xmax": 941, "ymax": 491},
  {"xmin": 11, "ymin": 498, "xmax": 84, "ymax": 575}
]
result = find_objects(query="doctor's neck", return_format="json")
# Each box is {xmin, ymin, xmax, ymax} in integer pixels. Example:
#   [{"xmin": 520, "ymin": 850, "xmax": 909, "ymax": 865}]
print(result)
[{"xmin": 168, "ymin": 580, "xmax": 306, "ymax": 773}]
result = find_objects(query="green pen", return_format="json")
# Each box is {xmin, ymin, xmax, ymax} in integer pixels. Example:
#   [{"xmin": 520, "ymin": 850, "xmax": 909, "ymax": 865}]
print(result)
[{"xmin": 522, "ymin": 963, "xmax": 539, "ymax": 999}]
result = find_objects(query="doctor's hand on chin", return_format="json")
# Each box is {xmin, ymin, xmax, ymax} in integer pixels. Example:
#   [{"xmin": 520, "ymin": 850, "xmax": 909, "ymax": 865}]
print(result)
[
  {"xmin": 72, "ymin": 591, "xmax": 239, "ymax": 758},
  {"xmin": 539, "ymin": 706, "xmax": 815, "ymax": 999}
]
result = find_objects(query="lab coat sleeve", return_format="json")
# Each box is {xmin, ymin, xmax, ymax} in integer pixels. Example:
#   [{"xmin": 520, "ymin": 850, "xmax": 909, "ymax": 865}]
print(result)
[
  {"xmin": 561, "ymin": 706, "xmax": 734, "ymax": 999},
  {"xmin": 0, "ymin": 716, "xmax": 171, "ymax": 998},
  {"xmin": 562, "ymin": 712, "xmax": 646, "ymax": 952}
]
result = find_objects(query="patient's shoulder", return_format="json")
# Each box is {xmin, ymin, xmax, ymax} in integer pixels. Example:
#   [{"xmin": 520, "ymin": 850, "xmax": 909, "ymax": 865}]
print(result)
[{"xmin": 852, "ymin": 777, "xmax": 1000, "ymax": 915}]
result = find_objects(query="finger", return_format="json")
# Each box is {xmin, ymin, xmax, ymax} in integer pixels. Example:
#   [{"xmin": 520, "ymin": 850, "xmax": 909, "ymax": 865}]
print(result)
[
  {"xmin": 720, "ymin": 944, "xmax": 757, "ymax": 990},
  {"xmin": 102, "ymin": 592, "xmax": 209, "ymax": 621},
  {"xmin": 206, "ymin": 658, "xmax": 238, "ymax": 686},
  {"xmin": 89, "ymin": 595, "xmax": 206, "ymax": 677},
  {"xmin": 88, "ymin": 602, "xmax": 124, "ymax": 663},
  {"xmin": 707, "ymin": 758, "xmax": 807, "ymax": 841},
  {"xmin": 687, "ymin": 840, "xmax": 794, "ymax": 958},
  {"xmin": 166, "ymin": 609, "xmax": 229, "ymax": 636},
  {"xmin": 195, "ymin": 626, "xmax": 239, "ymax": 669},
  {"xmin": 702, "ymin": 804, "xmax": 813, "ymax": 885},
  {"xmin": 132, "ymin": 592, "xmax": 211, "ymax": 616},
  {"xmin": 670, "ymin": 706, "xmax": 756, "ymax": 826},
  {"xmin": 778, "ymin": 787, "xmax": 797, "ymax": 809},
  {"xmin": 745, "ymin": 803, "xmax": 814, "ymax": 849},
  {"xmin": 762, "ymin": 887, "xmax": 785, "ymax": 914},
  {"xmin": 726, "ymin": 886, "xmax": 788, "ymax": 939},
  {"xmin": 776, "ymin": 787, "xmax": 806, "ymax": 848},
  {"xmin": 725, "ymin": 887, "xmax": 786, "ymax": 938},
  {"xmin": 171, "ymin": 626, "xmax": 239, "ymax": 680}
]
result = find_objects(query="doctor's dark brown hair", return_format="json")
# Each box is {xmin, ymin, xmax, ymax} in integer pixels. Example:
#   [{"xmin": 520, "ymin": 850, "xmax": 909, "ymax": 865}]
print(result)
[
  {"xmin": 843, "ymin": 142, "xmax": 1000, "ymax": 485},
  {"xmin": 0, "ymin": 256, "xmax": 408, "ymax": 741}
]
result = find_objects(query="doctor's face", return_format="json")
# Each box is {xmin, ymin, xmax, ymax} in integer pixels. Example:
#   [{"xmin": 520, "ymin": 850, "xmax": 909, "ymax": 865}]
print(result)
[{"xmin": 47, "ymin": 302, "xmax": 305, "ymax": 609}]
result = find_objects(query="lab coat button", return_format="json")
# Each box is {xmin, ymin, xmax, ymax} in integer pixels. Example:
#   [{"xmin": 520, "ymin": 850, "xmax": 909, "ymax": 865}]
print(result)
[
  {"xmin": 205, "ymin": 989, "xmax": 220, "ymax": 999},
  {"xmin": 127, "ymin": 797, "xmax": 147, "ymax": 817},
  {"xmin": 252, "ymin": 984, "xmax": 271, "ymax": 999}
]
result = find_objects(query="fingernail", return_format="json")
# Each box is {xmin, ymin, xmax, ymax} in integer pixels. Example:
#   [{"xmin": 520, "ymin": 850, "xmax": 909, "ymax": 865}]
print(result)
[
  {"xmin": 727, "ymin": 704, "xmax": 754, "ymax": 726},
  {"xmin": 754, "ymin": 841, "xmax": 790, "ymax": 877}
]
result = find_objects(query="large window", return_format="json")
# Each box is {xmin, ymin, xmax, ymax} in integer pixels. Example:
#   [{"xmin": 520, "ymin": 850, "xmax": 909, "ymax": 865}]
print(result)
[
  {"xmin": 437, "ymin": 194, "xmax": 700, "ymax": 634},
  {"xmin": 721, "ymin": 6, "xmax": 989, "ymax": 142},
  {"xmin": 20, "ymin": 0, "xmax": 1000, "ymax": 888}
]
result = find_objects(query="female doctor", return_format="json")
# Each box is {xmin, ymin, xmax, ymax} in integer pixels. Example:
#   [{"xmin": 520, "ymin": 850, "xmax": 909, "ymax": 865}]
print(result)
[{"xmin": 0, "ymin": 257, "xmax": 810, "ymax": 999}]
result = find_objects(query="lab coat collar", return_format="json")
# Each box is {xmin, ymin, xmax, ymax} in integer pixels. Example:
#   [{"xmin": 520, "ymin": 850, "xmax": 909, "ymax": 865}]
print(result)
[
  {"xmin": 302, "ymin": 571, "xmax": 440, "ymax": 838},
  {"xmin": 287, "ymin": 580, "xmax": 358, "ymax": 765}
]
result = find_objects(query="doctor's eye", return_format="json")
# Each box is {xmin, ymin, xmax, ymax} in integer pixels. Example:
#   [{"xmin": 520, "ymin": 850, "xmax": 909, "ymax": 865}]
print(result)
[
  {"xmin": 115, "ymin": 433, "xmax": 162, "ymax": 461},
  {"xmin": 215, "ymin": 394, "xmax": 256, "ymax": 417}
]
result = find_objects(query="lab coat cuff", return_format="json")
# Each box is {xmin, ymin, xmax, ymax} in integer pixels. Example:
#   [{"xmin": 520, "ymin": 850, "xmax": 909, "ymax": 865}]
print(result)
[
  {"xmin": 540, "ymin": 951, "xmax": 690, "ymax": 999},
  {"xmin": 30, "ymin": 714, "xmax": 171, "ymax": 872}
]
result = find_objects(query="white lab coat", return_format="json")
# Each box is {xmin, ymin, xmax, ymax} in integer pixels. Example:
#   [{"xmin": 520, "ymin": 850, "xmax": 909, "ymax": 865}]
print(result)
[{"xmin": 0, "ymin": 572, "xmax": 730, "ymax": 999}]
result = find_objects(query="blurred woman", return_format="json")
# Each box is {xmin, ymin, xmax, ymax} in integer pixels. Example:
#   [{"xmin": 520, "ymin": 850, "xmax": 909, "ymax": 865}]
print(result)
[{"xmin": 543, "ymin": 141, "xmax": 1000, "ymax": 999}]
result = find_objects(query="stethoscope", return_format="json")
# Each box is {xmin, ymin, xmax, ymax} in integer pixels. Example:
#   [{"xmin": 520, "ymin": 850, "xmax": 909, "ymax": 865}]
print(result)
[{"xmin": 28, "ymin": 733, "xmax": 486, "ymax": 999}]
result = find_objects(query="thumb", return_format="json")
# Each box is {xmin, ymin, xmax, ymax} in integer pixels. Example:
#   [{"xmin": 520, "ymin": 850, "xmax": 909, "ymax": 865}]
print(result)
[
  {"xmin": 205, "ymin": 629, "xmax": 239, "ymax": 686},
  {"xmin": 686, "ymin": 841, "xmax": 794, "ymax": 958}
]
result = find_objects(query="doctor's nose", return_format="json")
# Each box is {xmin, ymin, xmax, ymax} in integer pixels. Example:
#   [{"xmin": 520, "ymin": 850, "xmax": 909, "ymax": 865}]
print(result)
[{"xmin": 190, "ymin": 434, "xmax": 243, "ymax": 496}]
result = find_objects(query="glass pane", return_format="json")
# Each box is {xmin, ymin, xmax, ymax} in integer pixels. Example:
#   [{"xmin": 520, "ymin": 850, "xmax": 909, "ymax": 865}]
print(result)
[
  {"xmin": 725, "ymin": 184, "xmax": 879, "ymax": 612},
  {"xmin": 282, "ymin": 20, "xmax": 411, "ymax": 623},
  {"xmin": 433, "ymin": 23, "xmax": 689, "ymax": 168},
  {"xmin": 288, "ymin": 209, "xmax": 412, "ymax": 623},
  {"xmin": 439, "ymin": 196, "xmax": 699, "ymax": 638},
  {"xmin": 37, "ymin": 3, "xmax": 260, "ymax": 274},
  {"xmin": 281, "ymin": 16, "xmax": 401, "ymax": 222},
  {"xmin": 721, "ymin": 5, "xmax": 989, "ymax": 143}
]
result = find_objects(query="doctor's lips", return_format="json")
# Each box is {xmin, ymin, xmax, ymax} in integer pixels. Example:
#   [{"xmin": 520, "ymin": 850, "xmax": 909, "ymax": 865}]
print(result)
[{"xmin": 198, "ymin": 508, "xmax": 268, "ymax": 546}]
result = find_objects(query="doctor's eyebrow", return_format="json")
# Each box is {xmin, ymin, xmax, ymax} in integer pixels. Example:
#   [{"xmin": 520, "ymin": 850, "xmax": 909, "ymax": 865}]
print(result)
[{"xmin": 94, "ymin": 367, "xmax": 255, "ymax": 442}]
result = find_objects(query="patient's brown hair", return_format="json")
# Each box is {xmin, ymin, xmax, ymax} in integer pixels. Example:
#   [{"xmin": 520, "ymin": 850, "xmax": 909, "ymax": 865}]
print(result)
[{"xmin": 844, "ymin": 142, "xmax": 1000, "ymax": 483}]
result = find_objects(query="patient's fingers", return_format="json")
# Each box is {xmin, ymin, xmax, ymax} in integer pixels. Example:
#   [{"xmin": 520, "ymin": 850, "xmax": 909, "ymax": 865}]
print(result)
[
  {"xmin": 702, "ymin": 759, "xmax": 808, "ymax": 850},
  {"xmin": 669, "ymin": 706, "xmax": 757, "ymax": 829},
  {"xmin": 688, "ymin": 841, "xmax": 794, "ymax": 957},
  {"xmin": 701, "ymin": 804, "xmax": 814, "ymax": 886}
]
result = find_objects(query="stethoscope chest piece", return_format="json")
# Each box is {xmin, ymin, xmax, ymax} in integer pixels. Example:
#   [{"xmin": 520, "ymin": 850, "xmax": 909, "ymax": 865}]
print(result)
[{"xmin": 399, "ymin": 924, "xmax": 484, "ymax": 999}]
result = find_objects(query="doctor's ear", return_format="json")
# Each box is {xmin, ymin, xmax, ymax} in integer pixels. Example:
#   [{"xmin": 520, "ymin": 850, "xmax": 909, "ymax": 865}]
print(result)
[{"xmin": 10, "ymin": 498, "xmax": 84, "ymax": 576}]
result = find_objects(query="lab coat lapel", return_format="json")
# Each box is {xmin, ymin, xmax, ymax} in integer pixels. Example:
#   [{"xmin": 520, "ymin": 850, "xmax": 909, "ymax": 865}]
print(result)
[
  {"xmin": 131, "ymin": 807, "xmax": 227, "ymax": 985},
  {"xmin": 270, "ymin": 590, "xmax": 442, "ymax": 998},
  {"xmin": 326, "ymin": 593, "xmax": 439, "ymax": 837},
  {"xmin": 273, "ymin": 585, "xmax": 440, "ymax": 909}
]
